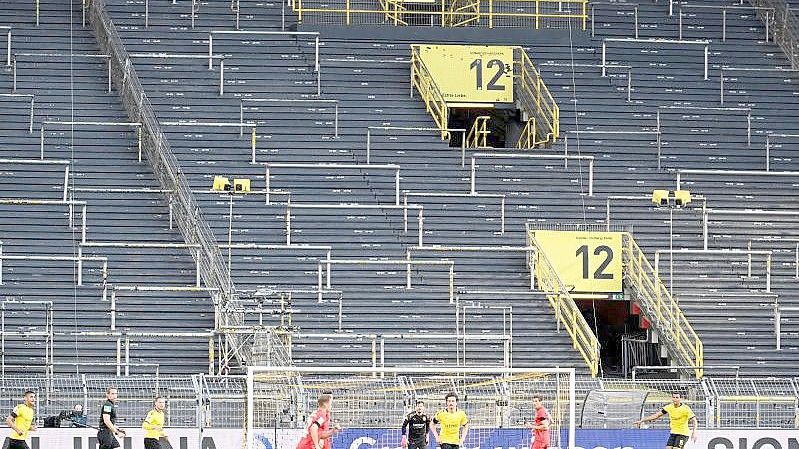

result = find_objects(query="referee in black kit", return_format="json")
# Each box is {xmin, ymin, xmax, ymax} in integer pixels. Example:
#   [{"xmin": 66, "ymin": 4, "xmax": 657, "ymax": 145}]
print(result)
[
  {"xmin": 98, "ymin": 387, "xmax": 126, "ymax": 449},
  {"xmin": 401, "ymin": 400, "xmax": 430, "ymax": 449}
]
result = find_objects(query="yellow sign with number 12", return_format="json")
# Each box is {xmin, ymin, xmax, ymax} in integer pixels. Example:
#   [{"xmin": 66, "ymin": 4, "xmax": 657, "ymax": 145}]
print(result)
[
  {"xmin": 535, "ymin": 230, "xmax": 623, "ymax": 293},
  {"xmin": 416, "ymin": 44, "xmax": 514, "ymax": 104}
]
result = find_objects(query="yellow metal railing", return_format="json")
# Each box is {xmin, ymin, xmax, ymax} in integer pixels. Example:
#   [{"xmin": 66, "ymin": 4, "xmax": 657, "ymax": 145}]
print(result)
[
  {"xmin": 528, "ymin": 233, "xmax": 601, "ymax": 377},
  {"xmin": 290, "ymin": 0, "xmax": 587, "ymax": 29},
  {"xmin": 622, "ymin": 233, "xmax": 704, "ymax": 378},
  {"xmin": 466, "ymin": 115, "xmax": 490, "ymax": 148},
  {"xmin": 410, "ymin": 45, "xmax": 450, "ymax": 140},
  {"xmin": 514, "ymin": 48, "xmax": 559, "ymax": 148},
  {"xmin": 379, "ymin": 0, "xmax": 409, "ymax": 25},
  {"xmin": 443, "ymin": 0, "xmax": 481, "ymax": 26},
  {"xmin": 516, "ymin": 117, "xmax": 536, "ymax": 148}
]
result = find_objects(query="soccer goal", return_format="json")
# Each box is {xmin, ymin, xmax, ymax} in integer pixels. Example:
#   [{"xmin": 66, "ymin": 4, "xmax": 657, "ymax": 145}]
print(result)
[{"xmin": 245, "ymin": 366, "xmax": 576, "ymax": 449}]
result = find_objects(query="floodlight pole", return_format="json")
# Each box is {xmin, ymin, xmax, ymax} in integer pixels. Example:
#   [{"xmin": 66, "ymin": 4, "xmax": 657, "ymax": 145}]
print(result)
[{"xmin": 228, "ymin": 192, "xmax": 234, "ymax": 280}]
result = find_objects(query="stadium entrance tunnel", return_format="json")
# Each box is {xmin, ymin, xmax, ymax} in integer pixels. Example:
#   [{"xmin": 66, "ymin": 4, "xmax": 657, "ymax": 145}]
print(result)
[
  {"xmin": 576, "ymin": 298, "xmax": 661, "ymax": 377},
  {"xmin": 448, "ymin": 105, "xmax": 521, "ymax": 148}
]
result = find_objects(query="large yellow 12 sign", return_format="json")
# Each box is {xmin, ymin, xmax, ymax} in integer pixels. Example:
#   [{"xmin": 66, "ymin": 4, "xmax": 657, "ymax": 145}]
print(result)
[
  {"xmin": 534, "ymin": 230, "xmax": 623, "ymax": 293},
  {"xmin": 416, "ymin": 44, "xmax": 514, "ymax": 104}
]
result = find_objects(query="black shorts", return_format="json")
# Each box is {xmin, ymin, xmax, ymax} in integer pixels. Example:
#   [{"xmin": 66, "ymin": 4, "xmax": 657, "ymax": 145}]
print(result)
[
  {"xmin": 666, "ymin": 433, "xmax": 689, "ymax": 448},
  {"xmin": 6, "ymin": 439, "xmax": 31, "ymax": 449},
  {"xmin": 440, "ymin": 444, "xmax": 459, "ymax": 449},
  {"xmin": 408, "ymin": 440, "xmax": 427, "ymax": 449},
  {"xmin": 145, "ymin": 438, "xmax": 163, "ymax": 449},
  {"xmin": 98, "ymin": 430, "xmax": 121, "ymax": 449}
]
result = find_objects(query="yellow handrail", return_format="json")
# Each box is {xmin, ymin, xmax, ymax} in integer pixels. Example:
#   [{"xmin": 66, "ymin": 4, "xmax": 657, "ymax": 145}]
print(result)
[
  {"xmin": 514, "ymin": 49, "xmax": 559, "ymax": 147},
  {"xmin": 410, "ymin": 45, "xmax": 450, "ymax": 140},
  {"xmin": 379, "ymin": 0, "xmax": 408, "ymax": 25},
  {"xmin": 466, "ymin": 115, "xmax": 490, "ymax": 148},
  {"xmin": 622, "ymin": 233, "xmax": 704, "ymax": 378},
  {"xmin": 289, "ymin": 0, "xmax": 587, "ymax": 28},
  {"xmin": 443, "ymin": 0, "xmax": 481, "ymax": 26},
  {"xmin": 528, "ymin": 233, "xmax": 601, "ymax": 377},
  {"xmin": 516, "ymin": 117, "xmax": 535, "ymax": 148}
]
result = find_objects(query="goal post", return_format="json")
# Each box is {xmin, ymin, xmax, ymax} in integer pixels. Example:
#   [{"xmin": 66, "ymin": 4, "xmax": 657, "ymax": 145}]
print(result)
[{"xmin": 245, "ymin": 366, "xmax": 576, "ymax": 449}]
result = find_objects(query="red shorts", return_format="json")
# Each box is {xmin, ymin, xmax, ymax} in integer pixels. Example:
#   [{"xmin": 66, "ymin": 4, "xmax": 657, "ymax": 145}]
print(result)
[{"xmin": 531, "ymin": 440, "xmax": 548, "ymax": 449}]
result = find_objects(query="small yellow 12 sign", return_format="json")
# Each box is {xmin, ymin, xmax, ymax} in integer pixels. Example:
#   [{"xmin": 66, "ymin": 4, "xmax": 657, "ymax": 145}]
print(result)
[{"xmin": 416, "ymin": 44, "xmax": 514, "ymax": 104}]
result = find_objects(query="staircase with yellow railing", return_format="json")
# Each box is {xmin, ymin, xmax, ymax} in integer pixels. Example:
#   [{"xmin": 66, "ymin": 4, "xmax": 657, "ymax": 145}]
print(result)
[
  {"xmin": 622, "ymin": 233, "xmax": 704, "ymax": 378},
  {"xmin": 527, "ymin": 233, "xmax": 602, "ymax": 377},
  {"xmin": 410, "ymin": 45, "xmax": 450, "ymax": 139},
  {"xmin": 411, "ymin": 45, "xmax": 559, "ymax": 146},
  {"xmin": 528, "ymin": 230, "xmax": 703, "ymax": 378},
  {"xmin": 514, "ymin": 48, "xmax": 559, "ymax": 148},
  {"xmin": 465, "ymin": 115, "xmax": 491, "ymax": 148}
]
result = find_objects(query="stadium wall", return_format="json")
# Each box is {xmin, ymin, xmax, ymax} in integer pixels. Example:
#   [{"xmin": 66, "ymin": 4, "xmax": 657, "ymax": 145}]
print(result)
[{"xmin": 21, "ymin": 428, "xmax": 799, "ymax": 449}]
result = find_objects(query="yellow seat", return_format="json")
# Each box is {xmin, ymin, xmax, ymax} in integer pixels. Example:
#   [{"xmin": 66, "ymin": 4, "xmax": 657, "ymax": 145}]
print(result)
[
  {"xmin": 212, "ymin": 176, "xmax": 231, "ymax": 191},
  {"xmin": 234, "ymin": 178, "xmax": 251, "ymax": 193}
]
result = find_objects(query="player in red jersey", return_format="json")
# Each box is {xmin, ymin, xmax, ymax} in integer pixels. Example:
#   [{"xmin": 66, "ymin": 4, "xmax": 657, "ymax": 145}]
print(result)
[
  {"xmin": 297, "ymin": 394, "xmax": 341, "ymax": 449},
  {"xmin": 525, "ymin": 394, "xmax": 550, "ymax": 449}
]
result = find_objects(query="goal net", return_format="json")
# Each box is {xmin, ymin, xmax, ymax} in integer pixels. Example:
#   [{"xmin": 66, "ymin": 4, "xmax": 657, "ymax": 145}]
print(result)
[{"xmin": 245, "ymin": 366, "xmax": 576, "ymax": 449}]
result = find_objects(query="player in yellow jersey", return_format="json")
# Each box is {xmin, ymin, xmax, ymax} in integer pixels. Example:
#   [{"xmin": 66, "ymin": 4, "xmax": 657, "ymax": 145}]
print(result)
[
  {"xmin": 634, "ymin": 392, "xmax": 698, "ymax": 449},
  {"xmin": 432, "ymin": 393, "xmax": 469, "ymax": 449},
  {"xmin": 142, "ymin": 396, "xmax": 168, "ymax": 449},
  {"xmin": 4, "ymin": 390, "xmax": 37, "ymax": 449}
]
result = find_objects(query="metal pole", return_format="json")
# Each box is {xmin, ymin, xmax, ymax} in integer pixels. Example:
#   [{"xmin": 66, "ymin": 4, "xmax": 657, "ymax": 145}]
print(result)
[
  {"xmin": 418, "ymin": 209, "xmax": 424, "ymax": 247},
  {"xmin": 470, "ymin": 157, "xmax": 476, "ymax": 194},
  {"xmin": 29, "ymin": 98, "xmax": 34, "ymax": 134},
  {"xmin": 6, "ymin": 30, "xmax": 10, "ymax": 67},
  {"xmin": 627, "ymin": 67, "xmax": 632, "ymax": 102},
  {"xmin": 601, "ymin": 41, "xmax": 606, "ymax": 76},
  {"xmin": 765, "ymin": 10, "xmax": 770, "ymax": 42},
  {"xmin": 669, "ymin": 0, "xmax": 673, "ymax": 16},
  {"xmin": 766, "ymin": 253, "xmax": 772, "ymax": 292},
  {"xmin": 236, "ymin": 0, "xmax": 241, "ymax": 30},
  {"xmin": 314, "ymin": 36, "xmax": 320, "ymax": 72},
  {"xmin": 747, "ymin": 113, "xmax": 751, "ymax": 147},
  {"xmin": 720, "ymin": 70, "xmax": 724, "ymax": 105},
  {"xmin": 704, "ymin": 45, "xmax": 709, "ymax": 80},
  {"xmin": 722, "ymin": 9, "xmax": 727, "ymax": 41},
  {"xmin": 265, "ymin": 165, "xmax": 270, "ymax": 205},
  {"xmin": 591, "ymin": 5, "xmax": 595, "ymax": 37},
  {"xmin": 227, "ymin": 194, "xmax": 233, "ymax": 280},
  {"xmin": 678, "ymin": 8, "xmax": 682, "ymax": 39},
  {"xmin": 588, "ymin": 159, "xmax": 594, "ymax": 196},
  {"xmin": 634, "ymin": 6, "xmax": 638, "ymax": 39},
  {"xmin": 795, "ymin": 242, "xmax": 798, "ymax": 279},
  {"xmin": 208, "ymin": 35, "xmax": 213, "ymax": 70},
  {"xmin": 394, "ymin": 169, "xmax": 400, "ymax": 205},
  {"xmin": 766, "ymin": 135, "xmax": 770, "ymax": 171},
  {"xmin": 286, "ymin": 199, "xmax": 292, "ymax": 245},
  {"xmin": 406, "ymin": 252, "xmax": 412, "ymax": 289},
  {"xmin": 366, "ymin": 129, "xmax": 371, "ymax": 163},
  {"xmin": 107, "ymin": 60, "xmax": 112, "ymax": 93},
  {"xmin": 219, "ymin": 60, "xmax": 224, "ymax": 96},
  {"xmin": 40, "ymin": 125, "xmax": 44, "ymax": 159},
  {"xmin": 334, "ymin": 103, "xmax": 339, "ymax": 138},
  {"xmin": 145, "ymin": 0, "xmax": 150, "ymax": 27}
]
